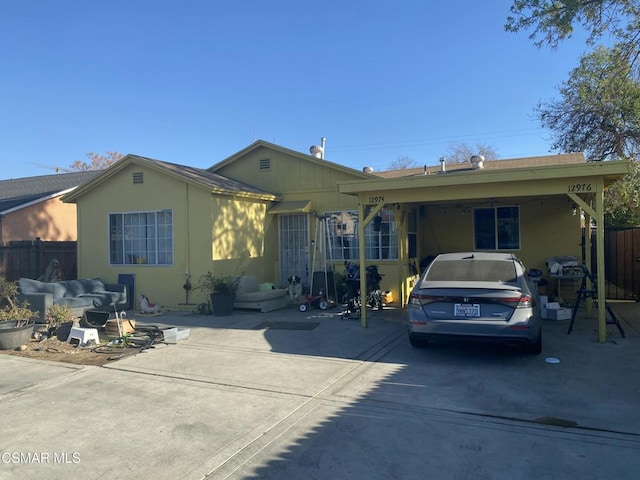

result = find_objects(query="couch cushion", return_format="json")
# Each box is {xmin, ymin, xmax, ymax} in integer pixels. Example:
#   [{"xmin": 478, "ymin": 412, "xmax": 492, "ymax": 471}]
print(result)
[
  {"xmin": 55, "ymin": 297, "xmax": 95, "ymax": 308},
  {"xmin": 236, "ymin": 289, "xmax": 287, "ymax": 302},
  {"xmin": 236, "ymin": 276, "xmax": 260, "ymax": 295},
  {"xmin": 64, "ymin": 278, "xmax": 106, "ymax": 297},
  {"xmin": 79, "ymin": 292, "xmax": 125, "ymax": 307},
  {"xmin": 18, "ymin": 278, "xmax": 67, "ymax": 299}
]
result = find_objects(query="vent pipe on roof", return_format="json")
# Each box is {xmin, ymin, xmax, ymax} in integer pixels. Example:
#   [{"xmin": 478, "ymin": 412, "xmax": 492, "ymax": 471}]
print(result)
[
  {"xmin": 439, "ymin": 157, "xmax": 446, "ymax": 173},
  {"xmin": 470, "ymin": 154, "xmax": 485, "ymax": 170},
  {"xmin": 363, "ymin": 166, "xmax": 374, "ymax": 173},
  {"xmin": 309, "ymin": 137, "xmax": 326, "ymax": 159}
]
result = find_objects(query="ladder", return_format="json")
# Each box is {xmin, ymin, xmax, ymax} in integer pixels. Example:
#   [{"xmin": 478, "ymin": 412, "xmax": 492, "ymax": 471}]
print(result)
[{"xmin": 567, "ymin": 264, "xmax": 625, "ymax": 337}]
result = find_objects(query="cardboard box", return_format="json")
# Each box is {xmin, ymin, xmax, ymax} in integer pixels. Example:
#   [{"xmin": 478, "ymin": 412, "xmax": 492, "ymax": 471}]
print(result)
[
  {"xmin": 546, "ymin": 307, "xmax": 572, "ymax": 320},
  {"xmin": 104, "ymin": 318, "xmax": 136, "ymax": 336},
  {"xmin": 539, "ymin": 295, "xmax": 549, "ymax": 310}
]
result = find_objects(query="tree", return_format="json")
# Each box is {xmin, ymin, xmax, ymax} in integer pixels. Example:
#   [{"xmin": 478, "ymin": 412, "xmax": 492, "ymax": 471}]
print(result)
[
  {"xmin": 444, "ymin": 142, "xmax": 499, "ymax": 164},
  {"xmin": 536, "ymin": 46, "xmax": 640, "ymax": 160},
  {"xmin": 70, "ymin": 151, "xmax": 124, "ymax": 171},
  {"xmin": 505, "ymin": 0, "xmax": 640, "ymax": 69},
  {"xmin": 388, "ymin": 155, "xmax": 418, "ymax": 170},
  {"xmin": 506, "ymin": 2, "xmax": 640, "ymax": 225},
  {"xmin": 605, "ymin": 160, "xmax": 640, "ymax": 226}
]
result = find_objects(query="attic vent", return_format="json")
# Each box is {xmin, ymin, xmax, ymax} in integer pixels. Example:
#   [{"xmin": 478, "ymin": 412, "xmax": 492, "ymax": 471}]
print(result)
[
  {"xmin": 133, "ymin": 172, "xmax": 144, "ymax": 184},
  {"xmin": 259, "ymin": 158, "xmax": 271, "ymax": 170}
]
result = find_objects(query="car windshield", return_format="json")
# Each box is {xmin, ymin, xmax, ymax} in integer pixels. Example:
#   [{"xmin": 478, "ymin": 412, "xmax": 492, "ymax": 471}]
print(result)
[{"xmin": 425, "ymin": 259, "xmax": 518, "ymax": 283}]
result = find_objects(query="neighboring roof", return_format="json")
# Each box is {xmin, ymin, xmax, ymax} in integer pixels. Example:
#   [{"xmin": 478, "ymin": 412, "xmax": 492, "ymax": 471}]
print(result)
[
  {"xmin": 209, "ymin": 140, "xmax": 377, "ymax": 180},
  {"xmin": 63, "ymin": 154, "xmax": 278, "ymax": 203},
  {"xmin": 0, "ymin": 171, "xmax": 100, "ymax": 214},
  {"xmin": 373, "ymin": 153, "xmax": 586, "ymax": 178}
]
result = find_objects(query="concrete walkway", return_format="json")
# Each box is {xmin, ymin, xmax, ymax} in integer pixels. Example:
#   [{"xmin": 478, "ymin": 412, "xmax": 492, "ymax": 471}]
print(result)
[{"xmin": 1, "ymin": 302, "xmax": 639, "ymax": 479}]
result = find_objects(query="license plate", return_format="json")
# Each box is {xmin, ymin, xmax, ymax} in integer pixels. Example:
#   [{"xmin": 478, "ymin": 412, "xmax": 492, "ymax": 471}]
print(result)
[{"xmin": 454, "ymin": 303, "xmax": 480, "ymax": 317}]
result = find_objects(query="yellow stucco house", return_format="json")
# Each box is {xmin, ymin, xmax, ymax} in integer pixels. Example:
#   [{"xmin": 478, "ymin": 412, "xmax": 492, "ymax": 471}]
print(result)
[{"xmin": 63, "ymin": 140, "xmax": 629, "ymax": 337}]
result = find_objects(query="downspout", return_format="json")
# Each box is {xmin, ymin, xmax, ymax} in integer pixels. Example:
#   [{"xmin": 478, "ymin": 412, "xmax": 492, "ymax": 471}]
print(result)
[{"xmin": 184, "ymin": 183, "xmax": 191, "ymax": 280}]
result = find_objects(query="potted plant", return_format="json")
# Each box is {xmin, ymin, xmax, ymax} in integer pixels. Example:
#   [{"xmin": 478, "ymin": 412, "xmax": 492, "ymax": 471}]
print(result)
[
  {"xmin": 196, "ymin": 272, "xmax": 239, "ymax": 316},
  {"xmin": 45, "ymin": 303, "xmax": 76, "ymax": 339},
  {"xmin": 0, "ymin": 276, "xmax": 37, "ymax": 350}
]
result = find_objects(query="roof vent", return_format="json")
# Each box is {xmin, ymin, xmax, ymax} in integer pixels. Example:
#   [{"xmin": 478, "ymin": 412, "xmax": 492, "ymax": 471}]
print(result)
[
  {"xmin": 363, "ymin": 166, "xmax": 374, "ymax": 173},
  {"xmin": 259, "ymin": 158, "xmax": 271, "ymax": 170},
  {"xmin": 309, "ymin": 137, "xmax": 326, "ymax": 159},
  {"xmin": 470, "ymin": 155, "xmax": 485, "ymax": 170},
  {"xmin": 133, "ymin": 172, "xmax": 144, "ymax": 184},
  {"xmin": 439, "ymin": 157, "xmax": 446, "ymax": 173}
]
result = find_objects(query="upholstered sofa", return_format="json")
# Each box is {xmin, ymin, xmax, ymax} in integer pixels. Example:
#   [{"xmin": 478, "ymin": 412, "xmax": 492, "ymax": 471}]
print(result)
[
  {"xmin": 233, "ymin": 276, "xmax": 289, "ymax": 313},
  {"xmin": 17, "ymin": 277, "xmax": 128, "ymax": 323}
]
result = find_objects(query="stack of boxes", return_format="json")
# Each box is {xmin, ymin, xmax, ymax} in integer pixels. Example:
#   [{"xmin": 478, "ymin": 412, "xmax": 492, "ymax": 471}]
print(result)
[{"xmin": 539, "ymin": 295, "xmax": 572, "ymax": 320}]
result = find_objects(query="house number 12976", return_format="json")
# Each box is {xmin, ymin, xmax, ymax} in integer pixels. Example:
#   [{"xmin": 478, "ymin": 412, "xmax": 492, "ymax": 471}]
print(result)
[
  {"xmin": 567, "ymin": 183, "xmax": 592, "ymax": 192},
  {"xmin": 367, "ymin": 195, "xmax": 384, "ymax": 204}
]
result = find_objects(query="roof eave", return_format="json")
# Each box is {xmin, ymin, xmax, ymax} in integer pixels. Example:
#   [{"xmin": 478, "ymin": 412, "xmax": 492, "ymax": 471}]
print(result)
[{"xmin": 338, "ymin": 160, "xmax": 631, "ymax": 194}]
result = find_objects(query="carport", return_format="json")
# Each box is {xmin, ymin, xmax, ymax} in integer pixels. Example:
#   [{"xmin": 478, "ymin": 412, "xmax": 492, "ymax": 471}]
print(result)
[{"xmin": 338, "ymin": 157, "xmax": 630, "ymax": 342}]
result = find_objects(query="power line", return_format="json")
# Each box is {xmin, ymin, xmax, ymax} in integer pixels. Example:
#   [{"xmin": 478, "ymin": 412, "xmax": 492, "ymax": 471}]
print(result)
[{"xmin": 328, "ymin": 128, "xmax": 547, "ymax": 153}]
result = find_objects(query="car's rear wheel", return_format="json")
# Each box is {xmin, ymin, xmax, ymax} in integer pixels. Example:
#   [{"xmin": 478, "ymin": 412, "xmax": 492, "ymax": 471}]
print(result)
[
  {"xmin": 409, "ymin": 332, "xmax": 429, "ymax": 348},
  {"xmin": 524, "ymin": 331, "xmax": 542, "ymax": 355}
]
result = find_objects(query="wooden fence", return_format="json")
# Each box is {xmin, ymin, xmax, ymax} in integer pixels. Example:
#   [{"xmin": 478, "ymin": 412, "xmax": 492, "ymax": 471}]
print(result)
[
  {"xmin": 587, "ymin": 227, "xmax": 640, "ymax": 301},
  {"xmin": 0, "ymin": 239, "xmax": 77, "ymax": 281}
]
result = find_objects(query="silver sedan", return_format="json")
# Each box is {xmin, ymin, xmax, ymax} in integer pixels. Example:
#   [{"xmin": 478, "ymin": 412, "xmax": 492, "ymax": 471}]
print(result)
[{"xmin": 408, "ymin": 252, "xmax": 542, "ymax": 354}]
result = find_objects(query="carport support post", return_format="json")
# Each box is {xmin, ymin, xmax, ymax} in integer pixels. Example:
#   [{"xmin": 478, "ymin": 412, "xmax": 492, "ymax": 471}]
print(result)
[
  {"xmin": 569, "ymin": 189, "xmax": 606, "ymax": 342},
  {"xmin": 358, "ymin": 202, "xmax": 367, "ymax": 328},
  {"xmin": 595, "ymin": 180, "xmax": 607, "ymax": 343},
  {"xmin": 357, "ymin": 201, "xmax": 386, "ymax": 328}
]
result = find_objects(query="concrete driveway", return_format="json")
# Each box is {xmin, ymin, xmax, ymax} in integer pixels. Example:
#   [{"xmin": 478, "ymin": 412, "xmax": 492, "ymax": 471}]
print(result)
[{"xmin": 1, "ymin": 302, "xmax": 639, "ymax": 480}]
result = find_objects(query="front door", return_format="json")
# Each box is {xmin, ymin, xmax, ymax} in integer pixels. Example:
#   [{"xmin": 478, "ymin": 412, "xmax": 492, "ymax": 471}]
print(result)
[{"xmin": 278, "ymin": 214, "xmax": 310, "ymax": 286}]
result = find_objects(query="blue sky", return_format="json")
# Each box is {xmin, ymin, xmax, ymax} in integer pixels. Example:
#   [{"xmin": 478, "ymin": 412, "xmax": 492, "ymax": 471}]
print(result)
[{"xmin": 0, "ymin": 1, "xmax": 591, "ymax": 180}]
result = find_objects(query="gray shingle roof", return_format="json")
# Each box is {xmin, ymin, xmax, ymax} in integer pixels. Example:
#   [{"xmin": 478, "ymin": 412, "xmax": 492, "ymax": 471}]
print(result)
[
  {"xmin": 0, "ymin": 171, "xmax": 100, "ymax": 213},
  {"xmin": 145, "ymin": 156, "xmax": 273, "ymax": 197}
]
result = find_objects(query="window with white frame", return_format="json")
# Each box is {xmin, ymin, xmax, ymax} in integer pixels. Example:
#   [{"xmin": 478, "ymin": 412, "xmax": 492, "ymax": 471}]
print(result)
[
  {"xmin": 473, "ymin": 206, "xmax": 520, "ymax": 250},
  {"xmin": 324, "ymin": 208, "xmax": 398, "ymax": 260},
  {"xmin": 109, "ymin": 210, "xmax": 174, "ymax": 265}
]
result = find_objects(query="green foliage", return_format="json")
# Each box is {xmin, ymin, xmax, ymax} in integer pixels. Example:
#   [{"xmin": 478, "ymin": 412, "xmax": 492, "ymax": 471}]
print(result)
[
  {"xmin": 536, "ymin": 46, "xmax": 640, "ymax": 161},
  {"xmin": 0, "ymin": 277, "xmax": 37, "ymax": 326},
  {"xmin": 45, "ymin": 304, "xmax": 76, "ymax": 328},
  {"xmin": 195, "ymin": 272, "xmax": 239, "ymax": 295},
  {"xmin": 605, "ymin": 159, "xmax": 640, "ymax": 226},
  {"xmin": 505, "ymin": 1, "xmax": 640, "ymax": 52}
]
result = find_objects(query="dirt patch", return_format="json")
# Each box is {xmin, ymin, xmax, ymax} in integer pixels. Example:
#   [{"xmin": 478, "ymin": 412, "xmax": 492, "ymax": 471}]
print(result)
[{"xmin": 0, "ymin": 337, "xmax": 151, "ymax": 366}]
